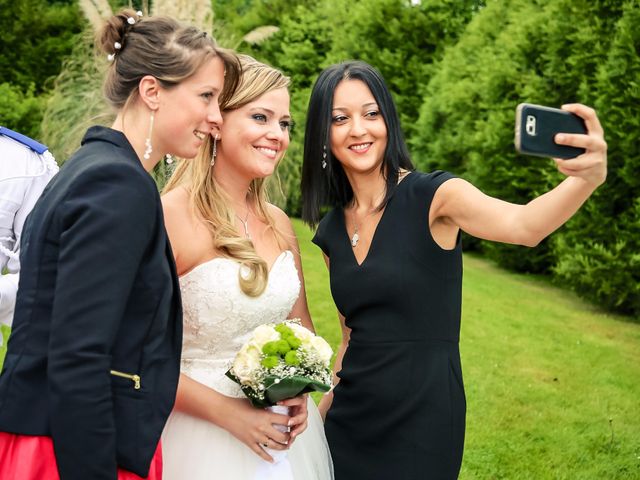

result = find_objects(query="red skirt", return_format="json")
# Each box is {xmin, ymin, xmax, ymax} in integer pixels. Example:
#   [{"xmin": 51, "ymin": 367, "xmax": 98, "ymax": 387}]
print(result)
[{"xmin": 0, "ymin": 431, "xmax": 162, "ymax": 479}]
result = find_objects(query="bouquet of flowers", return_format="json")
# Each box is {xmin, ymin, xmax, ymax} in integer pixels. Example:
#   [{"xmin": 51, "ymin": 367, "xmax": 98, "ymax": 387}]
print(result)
[
  {"xmin": 226, "ymin": 320, "xmax": 333, "ymax": 479},
  {"xmin": 226, "ymin": 319, "xmax": 333, "ymax": 408}
]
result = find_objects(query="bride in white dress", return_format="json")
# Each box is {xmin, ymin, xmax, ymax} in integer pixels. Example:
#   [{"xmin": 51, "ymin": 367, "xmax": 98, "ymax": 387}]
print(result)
[{"xmin": 160, "ymin": 55, "xmax": 333, "ymax": 479}]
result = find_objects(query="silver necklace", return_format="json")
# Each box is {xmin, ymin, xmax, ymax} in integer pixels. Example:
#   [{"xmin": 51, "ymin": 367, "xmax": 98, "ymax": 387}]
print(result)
[
  {"xmin": 350, "ymin": 208, "xmax": 375, "ymax": 248},
  {"xmin": 351, "ymin": 222, "xmax": 360, "ymax": 248},
  {"xmin": 236, "ymin": 209, "xmax": 250, "ymax": 239}
]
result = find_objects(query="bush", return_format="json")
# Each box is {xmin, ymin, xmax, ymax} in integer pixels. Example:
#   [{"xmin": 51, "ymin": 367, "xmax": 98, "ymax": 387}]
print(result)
[
  {"xmin": 553, "ymin": 1, "xmax": 640, "ymax": 315},
  {"xmin": 243, "ymin": 0, "xmax": 481, "ymax": 214},
  {"xmin": 0, "ymin": 83, "xmax": 46, "ymax": 139},
  {"xmin": 0, "ymin": 0, "xmax": 82, "ymax": 94},
  {"xmin": 0, "ymin": 0, "xmax": 82, "ymax": 145},
  {"xmin": 413, "ymin": 0, "xmax": 639, "ymax": 314}
]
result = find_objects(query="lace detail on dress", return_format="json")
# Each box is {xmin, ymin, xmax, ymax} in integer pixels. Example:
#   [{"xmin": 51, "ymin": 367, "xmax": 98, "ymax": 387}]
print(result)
[{"xmin": 179, "ymin": 250, "xmax": 300, "ymax": 397}]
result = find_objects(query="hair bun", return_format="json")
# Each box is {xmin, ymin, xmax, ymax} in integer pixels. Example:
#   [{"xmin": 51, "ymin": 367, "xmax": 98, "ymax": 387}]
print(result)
[{"xmin": 97, "ymin": 8, "xmax": 142, "ymax": 57}]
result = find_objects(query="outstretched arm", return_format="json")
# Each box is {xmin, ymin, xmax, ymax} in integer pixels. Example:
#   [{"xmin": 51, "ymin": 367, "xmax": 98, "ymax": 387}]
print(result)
[{"xmin": 432, "ymin": 104, "xmax": 607, "ymax": 248}]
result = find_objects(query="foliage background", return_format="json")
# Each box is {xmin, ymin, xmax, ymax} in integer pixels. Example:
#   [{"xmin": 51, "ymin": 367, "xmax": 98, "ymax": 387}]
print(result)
[
  {"xmin": 1, "ymin": 1, "xmax": 637, "ymax": 318},
  {"xmin": 0, "ymin": 0, "xmax": 83, "ymax": 138},
  {"xmin": 219, "ymin": 0, "xmax": 640, "ymax": 317}
]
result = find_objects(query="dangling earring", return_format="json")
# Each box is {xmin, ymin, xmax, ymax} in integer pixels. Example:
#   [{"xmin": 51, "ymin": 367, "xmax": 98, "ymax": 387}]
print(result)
[
  {"xmin": 165, "ymin": 154, "xmax": 174, "ymax": 165},
  {"xmin": 322, "ymin": 144, "xmax": 327, "ymax": 169},
  {"xmin": 143, "ymin": 110, "xmax": 155, "ymax": 160},
  {"xmin": 210, "ymin": 134, "xmax": 219, "ymax": 167}
]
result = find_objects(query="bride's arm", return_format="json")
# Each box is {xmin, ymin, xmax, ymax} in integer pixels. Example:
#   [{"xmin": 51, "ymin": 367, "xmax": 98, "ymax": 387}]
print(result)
[
  {"xmin": 268, "ymin": 205, "xmax": 319, "ymax": 441},
  {"xmin": 174, "ymin": 373, "xmax": 292, "ymax": 462},
  {"xmin": 269, "ymin": 206, "xmax": 314, "ymax": 333}
]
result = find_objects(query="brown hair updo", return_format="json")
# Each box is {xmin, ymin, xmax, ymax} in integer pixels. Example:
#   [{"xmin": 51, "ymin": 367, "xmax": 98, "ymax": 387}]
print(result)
[{"xmin": 97, "ymin": 8, "xmax": 239, "ymax": 111}]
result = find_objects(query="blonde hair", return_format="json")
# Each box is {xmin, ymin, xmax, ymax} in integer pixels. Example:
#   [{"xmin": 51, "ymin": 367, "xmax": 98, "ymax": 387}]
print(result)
[{"xmin": 164, "ymin": 55, "xmax": 291, "ymax": 297}]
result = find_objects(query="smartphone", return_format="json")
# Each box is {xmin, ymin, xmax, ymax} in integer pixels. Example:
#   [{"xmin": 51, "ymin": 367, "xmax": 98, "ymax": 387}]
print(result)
[{"xmin": 515, "ymin": 103, "xmax": 587, "ymax": 159}]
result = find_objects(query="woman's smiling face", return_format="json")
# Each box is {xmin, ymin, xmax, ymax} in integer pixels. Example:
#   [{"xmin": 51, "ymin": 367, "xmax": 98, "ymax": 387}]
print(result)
[
  {"xmin": 330, "ymin": 79, "xmax": 388, "ymax": 175},
  {"xmin": 216, "ymin": 87, "xmax": 292, "ymax": 179}
]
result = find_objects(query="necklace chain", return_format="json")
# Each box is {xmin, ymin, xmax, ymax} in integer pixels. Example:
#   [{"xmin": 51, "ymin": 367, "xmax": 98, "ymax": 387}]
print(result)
[
  {"xmin": 236, "ymin": 208, "xmax": 251, "ymax": 240},
  {"xmin": 348, "ymin": 173, "xmax": 408, "ymax": 248},
  {"xmin": 350, "ymin": 207, "xmax": 377, "ymax": 248}
]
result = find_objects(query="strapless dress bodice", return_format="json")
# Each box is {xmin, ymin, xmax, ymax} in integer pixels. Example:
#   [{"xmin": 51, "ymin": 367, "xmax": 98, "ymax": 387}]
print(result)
[{"xmin": 178, "ymin": 250, "xmax": 300, "ymax": 396}]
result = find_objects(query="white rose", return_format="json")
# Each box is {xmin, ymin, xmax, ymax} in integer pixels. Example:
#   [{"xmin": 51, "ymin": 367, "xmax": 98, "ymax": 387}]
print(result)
[
  {"xmin": 232, "ymin": 343, "xmax": 262, "ymax": 384},
  {"xmin": 288, "ymin": 322, "xmax": 314, "ymax": 343},
  {"xmin": 309, "ymin": 335, "xmax": 333, "ymax": 365},
  {"xmin": 250, "ymin": 324, "xmax": 279, "ymax": 348}
]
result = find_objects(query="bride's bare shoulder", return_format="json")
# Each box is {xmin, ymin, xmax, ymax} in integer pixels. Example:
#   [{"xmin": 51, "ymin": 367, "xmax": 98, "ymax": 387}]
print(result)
[{"xmin": 161, "ymin": 186, "xmax": 209, "ymax": 275}]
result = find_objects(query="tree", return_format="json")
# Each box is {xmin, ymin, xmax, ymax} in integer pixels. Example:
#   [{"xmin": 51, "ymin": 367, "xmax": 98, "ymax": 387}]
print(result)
[
  {"xmin": 553, "ymin": 0, "xmax": 640, "ymax": 315},
  {"xmin": 243, "ymin": 0, "xmax": 482, "ymax": 213},
  {"xmin": 412, "ymin": 0, "xmax": 639, "ymax": 314},
  {"xmin": 0, "ymin": 0, "xmax": 82, "ymax": 137}
]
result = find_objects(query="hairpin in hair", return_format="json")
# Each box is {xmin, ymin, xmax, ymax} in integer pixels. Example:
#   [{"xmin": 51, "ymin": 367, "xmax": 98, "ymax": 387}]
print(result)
[
  {"xmin": 107, "ymin": 41, "xmax": 122, "ymax": 61},
  {"xmin": 109, "ymin": 11, "xmax": 143, "ymax": 61},
  {"xmin": 127, "ymin": 11, "xmax": 143, "ymax": 25}
]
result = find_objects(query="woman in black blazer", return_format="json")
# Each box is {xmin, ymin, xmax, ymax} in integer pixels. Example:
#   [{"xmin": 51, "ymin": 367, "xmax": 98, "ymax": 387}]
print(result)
[{"xmin": 0, "ymin": 9, "xmax": 239, "ymax": 480}]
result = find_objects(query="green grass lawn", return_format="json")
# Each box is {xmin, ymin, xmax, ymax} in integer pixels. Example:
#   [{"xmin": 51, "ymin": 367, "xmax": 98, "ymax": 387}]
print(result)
[{"xmin": 294, "ymin": 219, "xmax": 640, "ymax": 479}]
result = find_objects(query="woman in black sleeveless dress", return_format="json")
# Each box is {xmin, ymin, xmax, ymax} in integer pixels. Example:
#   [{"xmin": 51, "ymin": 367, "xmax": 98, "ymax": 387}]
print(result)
[{"xmin": 300, "ymin": 61, "xmax": 607, "ymax": 480}]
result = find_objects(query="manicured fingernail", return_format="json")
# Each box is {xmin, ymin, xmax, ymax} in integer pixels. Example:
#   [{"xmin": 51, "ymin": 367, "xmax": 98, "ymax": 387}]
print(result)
[
  {"xmin": 288, "ymin": 419, "xmax": 294, "ymax": 426},
  {"xmin": 556, "ymin": 134, "xmax": 565, "ymax": 142}
]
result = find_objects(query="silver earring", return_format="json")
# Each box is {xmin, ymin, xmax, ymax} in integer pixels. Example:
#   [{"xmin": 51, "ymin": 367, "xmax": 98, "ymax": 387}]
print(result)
[
  {"xmin": 165, "ymin": 154, "xmax": 174, "ymax": 165},
  {"xmin": 143, "ymin": 111, "xmax": 155, "ymax": 160},
  {"xmin": 210, "ymin": 134, "xmax": 219, "ymax": 166},
  {"xmin": 322, "ymin": 144, "xmax": 327, "ymax": 169}
]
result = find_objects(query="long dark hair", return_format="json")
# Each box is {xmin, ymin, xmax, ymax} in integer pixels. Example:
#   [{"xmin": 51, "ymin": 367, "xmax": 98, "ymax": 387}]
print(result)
[{"xmin": 301, "ymin": 60, "xmax": 414, "ymax": 227}]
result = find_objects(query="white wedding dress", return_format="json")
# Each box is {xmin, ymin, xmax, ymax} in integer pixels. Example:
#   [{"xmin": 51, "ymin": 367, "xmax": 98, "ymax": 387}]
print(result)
[{"xmin": 162, "ymin": 250, "xmax": 334, "ymax": 479}]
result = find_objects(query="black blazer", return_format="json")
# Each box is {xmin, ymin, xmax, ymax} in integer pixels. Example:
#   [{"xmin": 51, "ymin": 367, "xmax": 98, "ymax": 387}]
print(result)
[{"xmin": 0, "ymin": 126, "xmax": 182, "ymax": 479}]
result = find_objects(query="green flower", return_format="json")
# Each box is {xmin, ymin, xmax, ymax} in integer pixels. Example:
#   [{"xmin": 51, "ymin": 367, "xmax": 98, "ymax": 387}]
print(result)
[
  {"xmin": 261, "ymin": 355, "xmax": 280, "ymax": 369},
  {"xmin": 275, "ymin": 323, "xmax": 294, "ymax": 337},
  {"xmin": 284, "ymin": 334, "xmax": 302, "ymax": 350},
  {"xmin": 284, "ymin": 350, "xmax": 300, "ymax": 366},
  {"xmin": 262, "ymin": 341, "xmax": 280, "ymax": 356},
  {"xmin": 275, "ymin": 339, "xmax": 291, "ymax": 355}
]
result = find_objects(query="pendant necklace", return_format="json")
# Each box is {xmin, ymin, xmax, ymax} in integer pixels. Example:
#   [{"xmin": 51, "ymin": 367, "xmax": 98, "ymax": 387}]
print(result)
[
  {"xmin": 350, "ymin": 192, "xmax": 385, "ymax": 248},
  {"xmin": 350, "ymin": 208, "xmax": 375, "ymax": 248},
  {"xmin": 236, "ymin": 208, "xmax": 251, "ymax": 240},
  {"xmin": 351, "ymin": 222, "xmax": 360, "ymax": 248}
]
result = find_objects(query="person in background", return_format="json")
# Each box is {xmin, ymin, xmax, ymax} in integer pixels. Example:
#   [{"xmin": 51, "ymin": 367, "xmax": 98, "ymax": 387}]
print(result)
[
  {"xmin": 0, "ymin": 127, "xmax": 58, "ymax": 366},
  {"xmin": 0, "ymin": 9, "xmax": 239, "ymax": 480}
]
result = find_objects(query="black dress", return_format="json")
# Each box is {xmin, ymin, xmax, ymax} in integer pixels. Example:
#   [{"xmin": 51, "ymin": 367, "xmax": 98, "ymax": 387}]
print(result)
[{"xmin": 313, "ymin": 171, "xmax": 465, "ymax": 480}]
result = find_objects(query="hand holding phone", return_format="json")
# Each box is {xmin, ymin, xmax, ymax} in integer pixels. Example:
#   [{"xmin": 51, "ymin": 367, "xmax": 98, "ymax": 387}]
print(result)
[{"xmin": 515, "ymin": 103, "xmax": 588, "ymax": 159}]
